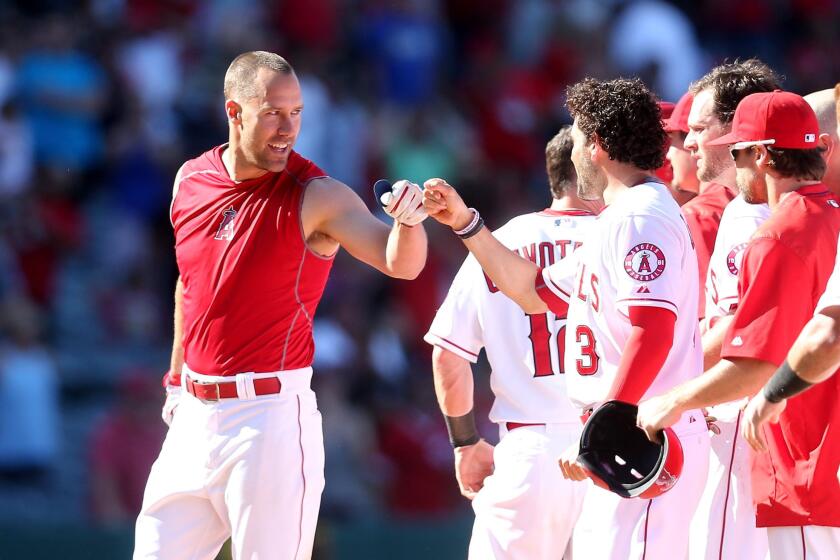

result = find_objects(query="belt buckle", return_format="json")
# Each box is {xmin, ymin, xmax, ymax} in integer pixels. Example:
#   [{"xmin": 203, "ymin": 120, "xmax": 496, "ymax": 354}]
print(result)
[{"xmin": 192, "ymin": 379, "xmax": 222, "ymax": 403}]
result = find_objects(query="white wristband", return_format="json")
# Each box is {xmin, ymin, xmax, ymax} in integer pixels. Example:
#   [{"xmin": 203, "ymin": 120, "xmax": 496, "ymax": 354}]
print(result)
[{"xmin": 453, "ymin": 208, "xmax": 480, "ymax": 236}]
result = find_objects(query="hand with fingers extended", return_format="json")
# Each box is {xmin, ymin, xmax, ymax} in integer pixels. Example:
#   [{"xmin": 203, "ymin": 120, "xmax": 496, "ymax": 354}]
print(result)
[
  {"xmin": 454, "ymin": 439, "xmax": 495, "ymax": 500},
  {"xmin": 740, "ymin": 393, "xmax": 786, "ymax": 452},
  {"xmin": 558, "ymin": 441, "xmax": 589, "ymax": 482},
  {"xmin": 422, "ymin": 178, "xmax": 474, "ymax": 230}
]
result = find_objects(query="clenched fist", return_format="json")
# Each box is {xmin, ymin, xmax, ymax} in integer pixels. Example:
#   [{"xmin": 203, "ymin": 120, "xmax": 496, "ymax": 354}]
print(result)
[{"xmin": 422, "ymin": 178, "xmax": 473, "ymax": 230}]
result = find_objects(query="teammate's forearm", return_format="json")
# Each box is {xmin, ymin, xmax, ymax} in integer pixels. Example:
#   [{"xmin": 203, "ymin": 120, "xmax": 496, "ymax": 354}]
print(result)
[
  {"xmin": 170, "ymin": 277, "xmax": 185, "ymax": 379},
  {"xmin": 786, "ymin": 309, "xmax": 840, "ymax": 383},
  {"xmin": 432, "ymin": 346, "xmax": 475, "ymax": 416},
  {"xmin": 701, "ymin": 315, "xmax": 733, "ymax": 371},
  {"xmin": 670, "ymin": 357, "xmax": 776, "ymax": 411},
  {"xmin": 385, "ymin": 221, "xmax": 427, "ymax": 280},
  {"xmin": 462, "ymin": 227, "xmax": 547, "ymax": 314}
]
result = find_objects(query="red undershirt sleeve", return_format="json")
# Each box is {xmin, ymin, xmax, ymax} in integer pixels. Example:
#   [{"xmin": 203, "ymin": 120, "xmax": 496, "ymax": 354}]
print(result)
[
  {"xmin": 535, "ymin": 267, "xmax": 570, "ymax": 316},
  {"xmin": 609, "ymin": 305, "xmax": 676, "ymax": 404}
]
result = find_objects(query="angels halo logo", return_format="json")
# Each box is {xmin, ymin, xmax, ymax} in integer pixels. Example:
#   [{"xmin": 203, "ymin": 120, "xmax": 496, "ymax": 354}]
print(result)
[
  {"xmin": 214, "ymin": 206, "xmax": 237, "ymax": 241},
  {"xmin": 624, "ymin": 243, "xmax": 666, "ymax": 281}
]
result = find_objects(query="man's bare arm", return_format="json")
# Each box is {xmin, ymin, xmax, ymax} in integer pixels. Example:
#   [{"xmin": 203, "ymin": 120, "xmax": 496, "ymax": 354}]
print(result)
[
  {"xmin": 423, "ymin": 179, "xmax": 547, "ymax": 314},
  {"xmin": 304, "ymin": 178, "xmax": 427, "ymax": 279},
  {"xmin": 432, "ymin": 346, "xmax": 475, "ymax": 416},
  {"xmin": 787, "ymin": 307, "xmax": 840, "ymax": 382},
  {"xmin": 170, "ymin": 277, "xmax": 185, "ymax": 377},
  {"xmin": 701, "ymin": 315, "xmax": 734, "ymax": 371}
]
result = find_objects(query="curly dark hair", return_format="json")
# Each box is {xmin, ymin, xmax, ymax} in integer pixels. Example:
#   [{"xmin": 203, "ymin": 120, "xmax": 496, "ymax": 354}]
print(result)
[
  {"xmin": 545, "ymin": 126, "xmax": 576, "ymax": 199},
  {"xmin": 566, "ymin": 77, "xmax": 666, "ymax": 170},
  {"xmin": 690, "ymin": 59, "xmax": 781, "ymax": 125}
]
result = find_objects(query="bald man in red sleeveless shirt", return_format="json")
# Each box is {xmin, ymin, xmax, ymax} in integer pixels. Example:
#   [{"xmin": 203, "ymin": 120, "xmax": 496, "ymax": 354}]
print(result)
[{"xmin": 134, "ymin": 52, "xmax": 428, "ymax": 560}]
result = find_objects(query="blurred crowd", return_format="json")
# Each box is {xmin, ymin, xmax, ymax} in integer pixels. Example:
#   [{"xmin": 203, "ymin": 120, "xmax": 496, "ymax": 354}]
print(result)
[{"xmin": 0, "ymin": 0, "xmax": 838, "ymax": 529}]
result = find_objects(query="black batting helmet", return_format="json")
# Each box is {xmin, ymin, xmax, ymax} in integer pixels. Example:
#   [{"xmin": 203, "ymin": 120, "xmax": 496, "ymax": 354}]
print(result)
[{"xmin": 577, "ymin": 400, "xmax": 684, "ymax": 499}]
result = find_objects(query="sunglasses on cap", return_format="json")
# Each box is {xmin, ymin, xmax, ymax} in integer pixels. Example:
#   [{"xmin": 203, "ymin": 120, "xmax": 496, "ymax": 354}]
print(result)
[{"xmin": 729, "ymin": 139, "xmax": 775, "ymax": 161}]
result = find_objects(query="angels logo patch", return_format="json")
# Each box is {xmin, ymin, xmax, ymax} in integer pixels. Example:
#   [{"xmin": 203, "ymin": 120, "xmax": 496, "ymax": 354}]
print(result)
[
  {"xmin": 624, "ymin": 243, "xmax": 666, "ymax": 281},
  {"xmin": 726, "ymin": 242, "xmax": 749, "ymax": 275},
  {"xmin": 214, "ymin": 206, "xmax": 237, "ymax": 240}
]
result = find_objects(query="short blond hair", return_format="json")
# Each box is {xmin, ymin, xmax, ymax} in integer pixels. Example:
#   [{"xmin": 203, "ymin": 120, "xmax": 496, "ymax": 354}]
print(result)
[{"xmin": 224, "ymin": 51, "xmax": 294, "ymax": 101}]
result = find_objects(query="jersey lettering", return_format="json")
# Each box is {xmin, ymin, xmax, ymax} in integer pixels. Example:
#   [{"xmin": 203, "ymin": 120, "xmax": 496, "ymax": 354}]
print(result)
[
  {"xmin": 590, "ymin": 274, "xmax": 600, "ymax": 312},
  {"xmin": 483, "ymin": 272, "xmax": 500, "ymax": 293},
  {"xmin": 576, "ymin": 265, "xmax": 588, "ymax": 302}
]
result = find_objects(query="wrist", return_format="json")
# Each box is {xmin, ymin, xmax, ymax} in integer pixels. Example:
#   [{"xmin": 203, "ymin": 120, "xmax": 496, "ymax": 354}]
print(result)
[
  {"xmin": 444, "ymin": 409, "xmax": 480, "ymax": 448},
  {"xmin": 452, "ymin": 208, "xmax": 476, "ymax": 232},
  {"xmin": 669, "ymin": 388, "xmax": 691, "ymax": 415},
  {"xmin": 763, "ymin": 360, "xmax": 812, "ymax": 403}
]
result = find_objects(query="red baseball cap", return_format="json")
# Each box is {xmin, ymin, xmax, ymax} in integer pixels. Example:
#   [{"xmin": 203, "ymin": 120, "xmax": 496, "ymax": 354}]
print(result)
[
  {"xmin": 659, "ymin": 101, "xmax": 675, "ymax": 121},
  {"xmin": 663, "ymin": 92, "xmax": 693, "ymax": 133},
  {"xmin": 708, "ymin": 91, "xmax": 820, "ymax": 149}
]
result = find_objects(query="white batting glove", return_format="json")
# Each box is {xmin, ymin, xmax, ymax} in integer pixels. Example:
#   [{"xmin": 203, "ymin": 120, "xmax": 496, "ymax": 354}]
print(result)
[
  {"xmin": 381, "ymin": 180, "xmax": 428, "ymax": 226},
  {"xmin": 162, "ymin": 384, "xmax": 181, "ymax": 427}
]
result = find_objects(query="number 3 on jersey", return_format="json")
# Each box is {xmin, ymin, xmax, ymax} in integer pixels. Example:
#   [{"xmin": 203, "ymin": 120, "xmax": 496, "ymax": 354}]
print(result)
[
  {"xmin": 575, "ymin": 325, "xmax": 599, "ymax": 375},
  {"xmin": 527, "ymin": 312, "xmax": 565, "ymax": 377}
]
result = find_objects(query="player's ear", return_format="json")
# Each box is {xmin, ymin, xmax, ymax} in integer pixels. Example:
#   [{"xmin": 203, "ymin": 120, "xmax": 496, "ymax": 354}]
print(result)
[
  {"xmin": 754, "ymin": 145, "xmax": 772, "ymax": 169},
  {"xmin": 818, "ymin": 133, "xmax": 834, "ymax": 161},
  {"xmin": 225, "ymin": 100, "xmax": 243, "ymax": 125}
]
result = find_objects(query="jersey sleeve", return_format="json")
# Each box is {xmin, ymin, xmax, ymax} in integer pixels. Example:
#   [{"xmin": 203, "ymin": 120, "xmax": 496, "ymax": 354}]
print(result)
[
  {"xmin": 536, "ymin": 255, "xmax": 577, "ymax": 315},
  {"xmin": 424, "ymin": 256, "xmax": 484, "ymax": 363},
  {"xmin": 721, "ymin": 238, "xmax": 812, "ymax": 365},
  {"xmin": 816, "ymin": 236, "xmax": 840, "ymax": 313},
  {"xmin": 611, "ymin": 215, "xmax": 686, "ymax": 316}
]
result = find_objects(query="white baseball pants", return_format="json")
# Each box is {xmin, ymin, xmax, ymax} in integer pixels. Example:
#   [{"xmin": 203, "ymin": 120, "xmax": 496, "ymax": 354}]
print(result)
[
  {"xmin": 133, "ymin": 367, "xmax": 324, "ymax": 560},
  {"xmin": 767, "ymin": 526, "xmax": 840, "ymax": 559},
  {"xmin": 689, "ymin": 407, "xmax": 768, "ymax": 560},
  {"xmin": 571, "ymin": 409, "xmax": 710, "ymax": 560},
  {"xmin": 468, "ymin": 422, "xmax": 587, "ymax": 560}
]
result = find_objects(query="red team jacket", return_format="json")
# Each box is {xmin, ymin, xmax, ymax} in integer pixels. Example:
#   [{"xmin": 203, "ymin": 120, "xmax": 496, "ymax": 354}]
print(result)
[
  {"xmin": 721, "ymin": 184, "xmax": 840, "ymax": 527},
  {"xmin": 681, "ymin": 182, "xmax": 736, "ymax": 318},
  {"xmin": 170, "ymin": 146, "xmax": 333, "ymax": 375}
]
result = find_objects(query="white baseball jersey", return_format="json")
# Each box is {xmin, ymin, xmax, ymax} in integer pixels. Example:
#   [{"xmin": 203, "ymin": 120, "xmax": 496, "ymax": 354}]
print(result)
[
  {"xmin": 425, "ymin": 209, "xmax": 596, "ymax": 424},
  {"xmin": 705, "ymin": 194, "xmax": 771, "ymax": 322},
  {"xmin": 540, "ymin": 181, "xmax": 703, "ymax": 411},
  {"xmin": 816, "ymin": 233, "xmax": 840, "ymax": 313}
]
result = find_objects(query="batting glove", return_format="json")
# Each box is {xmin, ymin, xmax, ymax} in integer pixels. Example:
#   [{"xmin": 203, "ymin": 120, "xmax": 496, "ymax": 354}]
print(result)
[
  {"xmin": 162, "ymin": 384, "xmax": 181, "ymax": 427},
  {"xmin": 379, "ymin": 179, "xmax": 428, "ymax": 226}
]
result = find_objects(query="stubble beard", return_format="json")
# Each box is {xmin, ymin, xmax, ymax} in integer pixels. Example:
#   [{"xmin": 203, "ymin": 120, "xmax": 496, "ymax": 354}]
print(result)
[
  {"xmin": 697, "ymin": 149, "xmax": 730, "ymax": 183},
  {"xmin": 576, "ymin": 158, "xmax": 607, "ymax": 201}
]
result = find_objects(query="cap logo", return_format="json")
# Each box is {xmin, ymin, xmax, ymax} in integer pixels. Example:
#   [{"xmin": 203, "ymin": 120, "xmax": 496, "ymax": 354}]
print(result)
[{"xmin": 805, "ymin": 133, "xmax": 816, "ymax": 143}]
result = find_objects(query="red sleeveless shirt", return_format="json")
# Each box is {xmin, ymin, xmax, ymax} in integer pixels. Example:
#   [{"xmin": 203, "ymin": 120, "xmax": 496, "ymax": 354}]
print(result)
[{"xmin": 171, "ymin": 146, "xmax": 334, "ymax": 375}]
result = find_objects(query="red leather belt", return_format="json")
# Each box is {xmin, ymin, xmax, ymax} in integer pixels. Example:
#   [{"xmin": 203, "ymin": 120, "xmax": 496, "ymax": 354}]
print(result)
[
  {"xmin": 505, "ymin": 422, "xmax": 545, "ymax": 431},
  {"xmin": 185, "ymin": 376, "xmax": 282, "ymax": 402}
]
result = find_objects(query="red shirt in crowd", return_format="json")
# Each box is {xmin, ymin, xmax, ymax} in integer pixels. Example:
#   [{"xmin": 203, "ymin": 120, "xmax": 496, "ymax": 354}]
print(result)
[
  {"xmin": 681, "ymin": 182, "xmax": 736, "ymax": 318},
  {"xmin": 721, "ymin": 183, "xmax": 840, "ymax": 527},
  {"xmin": 171, "ymin": 147, "xmax": 334, "ymax": 375}
]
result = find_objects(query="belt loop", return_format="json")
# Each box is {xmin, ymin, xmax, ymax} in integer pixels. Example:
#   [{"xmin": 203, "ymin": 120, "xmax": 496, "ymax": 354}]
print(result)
[{"xmin": 235, "ymin": 373, "xmax": 257, "ymax": 400}]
